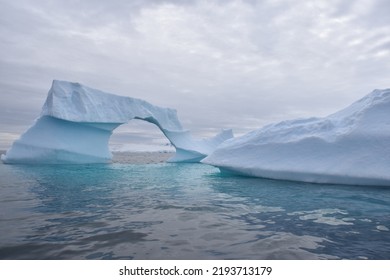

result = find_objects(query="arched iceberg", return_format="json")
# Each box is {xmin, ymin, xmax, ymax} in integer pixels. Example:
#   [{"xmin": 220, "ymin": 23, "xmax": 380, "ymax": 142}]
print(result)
[
  {"xmin": 1, "ymin": 80, "xmax": 233, "ymax": 164},
  {"xmin": 203, "ymin": 89, "xmax": 390, "ymax": 186}
]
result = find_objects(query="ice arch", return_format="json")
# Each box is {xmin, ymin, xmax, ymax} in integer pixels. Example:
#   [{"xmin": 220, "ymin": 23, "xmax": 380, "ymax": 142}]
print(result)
[{"xmin": 1, "ymin": 80, "xmax": 233, "ymax": 164}]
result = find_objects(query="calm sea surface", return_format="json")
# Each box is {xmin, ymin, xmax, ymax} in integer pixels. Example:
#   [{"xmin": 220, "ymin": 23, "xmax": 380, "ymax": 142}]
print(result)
[{"xmin": 0, "ymin": 161, "xmax": 389, "ymax": 259}]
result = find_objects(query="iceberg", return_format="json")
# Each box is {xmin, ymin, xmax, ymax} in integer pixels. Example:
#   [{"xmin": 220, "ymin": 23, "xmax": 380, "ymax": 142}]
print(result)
[
  {"xmin": 1, "ymin": 80, "xmax": 233, "ymax": 164},
  {"xmin": 203, "ymin": 89, "xmax": 390, "ymax": 186}
]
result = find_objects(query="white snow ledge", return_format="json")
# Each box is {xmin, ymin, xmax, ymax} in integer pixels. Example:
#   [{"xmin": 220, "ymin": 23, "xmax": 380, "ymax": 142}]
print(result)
[{"xmin": 202, "ymin": 88, "xmax": 390, "ymax": 186}]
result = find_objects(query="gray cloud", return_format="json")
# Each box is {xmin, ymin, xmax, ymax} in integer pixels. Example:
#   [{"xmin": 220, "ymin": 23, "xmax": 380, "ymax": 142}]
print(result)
[{"xmin": 1, "ymin": 0, "xmax": 389, "ymax": 150}]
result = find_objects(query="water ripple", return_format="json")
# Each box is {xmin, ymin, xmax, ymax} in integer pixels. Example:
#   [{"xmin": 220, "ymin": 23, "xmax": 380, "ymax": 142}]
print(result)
[{"xmin": 0, "ymin": 162, "xmax": 389, "ymax": 259}]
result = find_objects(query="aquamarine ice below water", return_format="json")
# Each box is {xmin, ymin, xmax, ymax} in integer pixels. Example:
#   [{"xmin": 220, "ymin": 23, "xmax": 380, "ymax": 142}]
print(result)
[{"xmin": 0, "ymin": 162, "xmax": 389, "ymax": 259}]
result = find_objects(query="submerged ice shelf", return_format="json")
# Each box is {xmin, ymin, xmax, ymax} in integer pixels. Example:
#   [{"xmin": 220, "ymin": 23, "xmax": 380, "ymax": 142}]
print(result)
[
  {"xmin": 203, "ymin": 89, "xmax": 390, "ymax": 186},
  {"xmin": 1, "ymin": 80, "xmax": 232, "ymax": 164}
]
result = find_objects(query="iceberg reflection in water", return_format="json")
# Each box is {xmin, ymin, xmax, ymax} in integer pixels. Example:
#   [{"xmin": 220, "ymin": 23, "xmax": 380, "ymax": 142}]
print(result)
[{"xmin": 0, "ymin": 162, "xmax": 389, "ymax": 259}]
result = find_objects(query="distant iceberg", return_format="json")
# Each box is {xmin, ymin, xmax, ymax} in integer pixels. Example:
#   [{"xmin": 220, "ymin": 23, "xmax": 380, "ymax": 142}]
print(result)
[
  {"xmin": 203, "ymin": 89, "xmax": 390, "ymax": 186},
  {"xmin": 1, "ymin": 80, "xmax": 232, "ymax": 164}
]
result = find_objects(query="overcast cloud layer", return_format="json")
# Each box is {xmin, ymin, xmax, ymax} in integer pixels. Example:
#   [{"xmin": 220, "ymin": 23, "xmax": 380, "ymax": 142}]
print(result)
[{"xmin": 1, "ymin": 0, "xmax": 389, "ymax": 150}]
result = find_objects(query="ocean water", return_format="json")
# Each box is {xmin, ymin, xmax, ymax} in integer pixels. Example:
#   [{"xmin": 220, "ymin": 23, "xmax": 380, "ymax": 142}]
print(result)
[{"xmin": 0, "ymin": 162, "xmax": 389, "ymax": 260}]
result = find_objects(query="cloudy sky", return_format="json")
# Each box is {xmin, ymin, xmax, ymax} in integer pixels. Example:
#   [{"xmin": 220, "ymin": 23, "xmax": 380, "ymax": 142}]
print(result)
[{"xmin": 1, "ymin": 0, "xmax": 389, "ymax": 150}]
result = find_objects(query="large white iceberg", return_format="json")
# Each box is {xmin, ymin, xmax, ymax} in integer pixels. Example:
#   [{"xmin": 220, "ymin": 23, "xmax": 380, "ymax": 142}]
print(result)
[
  {"xmin": 203, "ymin": 89, "xmax": 390, "ymax": 186},
  {"xmin": 1, "ymin": 80, "xmax": 232, "ymax": 164}
]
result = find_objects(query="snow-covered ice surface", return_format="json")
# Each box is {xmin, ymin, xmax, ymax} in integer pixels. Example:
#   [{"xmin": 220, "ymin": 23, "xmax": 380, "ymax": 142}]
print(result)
[
  {"xmin": 203, "ymin": 89, "xmax": 390, "ymax": 186},
  {"xmin": 1, "ymin": 80, "xmax": 232, "ymax": 164}
]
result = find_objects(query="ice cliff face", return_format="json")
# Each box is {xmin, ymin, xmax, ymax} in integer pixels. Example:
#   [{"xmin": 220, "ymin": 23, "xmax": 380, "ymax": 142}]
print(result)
[
  {"xmin": 203, "ymin": 89, "xmax": 390, "ymax": 186},
  {"xmin": 1, "ymin": 80, "xmax": 232, "ymax": 164}
]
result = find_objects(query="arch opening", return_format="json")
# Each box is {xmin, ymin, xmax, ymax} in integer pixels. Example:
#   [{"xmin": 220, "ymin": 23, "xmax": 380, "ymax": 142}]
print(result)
[{"xmin": 109, "ymin": 119, "xmax": 174, "ymax": 153}]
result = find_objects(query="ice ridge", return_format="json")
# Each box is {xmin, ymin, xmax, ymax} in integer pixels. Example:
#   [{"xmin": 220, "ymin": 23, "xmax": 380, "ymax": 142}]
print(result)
[{"xmin": 202, "ymin": 89, "xmax": 390, "ymax": 186}]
